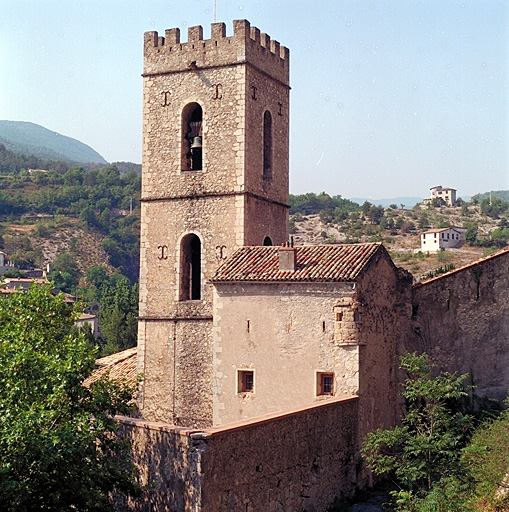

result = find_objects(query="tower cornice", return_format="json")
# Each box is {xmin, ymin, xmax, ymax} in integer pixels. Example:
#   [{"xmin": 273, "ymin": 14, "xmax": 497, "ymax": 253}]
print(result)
[{"xmin": 140, "ymin": 190, "xmax": 290, "ymax": 210}]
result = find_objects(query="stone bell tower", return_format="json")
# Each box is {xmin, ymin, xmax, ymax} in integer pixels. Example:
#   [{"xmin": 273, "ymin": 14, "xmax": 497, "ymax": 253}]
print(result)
[{"xmin": 137, "ymin": 20, "xmax": 290, "ymax": 427}]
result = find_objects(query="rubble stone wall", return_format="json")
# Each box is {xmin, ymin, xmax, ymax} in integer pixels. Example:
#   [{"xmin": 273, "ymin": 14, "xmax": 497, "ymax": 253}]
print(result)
[
  {"xmin": 117, "ymin": 396, "xmax": 359, "ymax": 512},
  {"xmin": 409, "ymin": 249, "xmax": 509, "ymax": 401}
]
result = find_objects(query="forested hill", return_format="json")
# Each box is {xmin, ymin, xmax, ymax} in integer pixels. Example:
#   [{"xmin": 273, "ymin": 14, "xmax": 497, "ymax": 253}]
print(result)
[
  {"xmin": 0, "ymin": 146, "xmax": 141, "ymax": 283},
  {"xmin": 0, "ymin": 120, "xmax": 107, "ymax": 164}
]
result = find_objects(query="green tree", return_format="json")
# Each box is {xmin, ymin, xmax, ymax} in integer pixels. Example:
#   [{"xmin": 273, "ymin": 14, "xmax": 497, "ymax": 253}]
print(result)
[
  {"xmin": 418, "ymin": 212, "xmax": 429, "ymax": 229},
  {"xmin": 362, "ymin": 353, "xmax": 474, "ymax": 510},
  {"xmin": 48, "ymin": 252, "xmax": 81, "ymax": 293},
  {"xmin": 0, "ymin": 285, "xmax": 141, "ymax": 511},
  {"xmin": 462, "ymin": 405, "xmax": 509, "ymax": 509},
  {"xmin": 99, "ymin": 275, "xmax": 139, "ymax": 355}
]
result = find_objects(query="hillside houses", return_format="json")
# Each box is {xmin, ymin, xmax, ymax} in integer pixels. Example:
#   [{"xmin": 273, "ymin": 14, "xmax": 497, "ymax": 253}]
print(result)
[{"xmin": 420, "ymin": 226, "xmax": 467, "ymax": 253}]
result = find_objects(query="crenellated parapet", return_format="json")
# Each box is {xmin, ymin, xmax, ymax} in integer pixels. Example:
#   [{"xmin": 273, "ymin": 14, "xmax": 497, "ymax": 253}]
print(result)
[{"xmin": 143, "ymin": 19, "xmax": 289, "ymax": 85}]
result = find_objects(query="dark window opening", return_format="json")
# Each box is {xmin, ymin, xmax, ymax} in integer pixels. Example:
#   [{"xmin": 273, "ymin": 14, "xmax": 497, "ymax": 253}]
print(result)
[
  {"xmin": 238, "ymin": 370, "xmax": 254, "ymax": 393},
  {"xmin": 182, "ymin": 103, "xmax": 203, "ymax": 171},
  {"xmin": 317, "ymin": 372, "xmax": 334, "ymax": 396},
  {"xmin": 180, "ymin": 234, "xmax": 201, "ymax": 300},
  {"xmin": 263, "ymin": 236, "xmax": 272, "ymax": 246},
  {"xmin": 263, "ymin": 110, "xmax": 272, "ymax": 178}
]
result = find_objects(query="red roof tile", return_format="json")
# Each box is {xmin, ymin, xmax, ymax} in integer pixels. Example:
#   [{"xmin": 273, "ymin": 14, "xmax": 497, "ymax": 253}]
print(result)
[
  {"xmin": 211, "ymin": 243, "xmax": 384, "ymax": 282},
  {"xmin": 84, "ymin": 347, "xmax": 137, "ymax": 388}
]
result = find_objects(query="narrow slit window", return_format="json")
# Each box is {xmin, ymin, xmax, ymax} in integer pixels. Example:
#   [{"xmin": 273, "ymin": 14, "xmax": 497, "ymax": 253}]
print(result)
[{"xmin": 263, "ymin": 110, "xmax": 272, "ymax": 178}]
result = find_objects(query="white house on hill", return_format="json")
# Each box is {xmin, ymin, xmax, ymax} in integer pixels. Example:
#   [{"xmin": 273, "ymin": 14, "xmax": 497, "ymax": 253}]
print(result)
[
  {"xmin": 420, "ymin": 226, "xmax": 467, "ymax": 253},
  {"xmin": 428, "ymin": 186, "xmax": 457, "ymax": 206}
]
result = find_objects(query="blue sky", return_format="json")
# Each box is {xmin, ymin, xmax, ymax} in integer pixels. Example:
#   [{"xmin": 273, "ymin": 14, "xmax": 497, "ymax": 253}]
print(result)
[{"xmin": 1, "ymin": 1, "xmax": 507, "ymax": 200}]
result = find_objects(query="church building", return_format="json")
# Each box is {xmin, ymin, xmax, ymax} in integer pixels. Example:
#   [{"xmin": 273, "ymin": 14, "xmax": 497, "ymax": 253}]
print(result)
[{"xmin": 112, "ymin": 19, "xmax": 509, "ymax": 512}]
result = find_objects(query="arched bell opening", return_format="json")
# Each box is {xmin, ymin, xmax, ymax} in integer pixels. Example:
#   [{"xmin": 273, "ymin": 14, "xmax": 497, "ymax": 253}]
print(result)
[
  {"xmin": 182, "ymin": 103, "xmax": 203, "ymax": 171},
  {"xmin": 180, "ymin": 234, "xmax": 201, "ymax": 300}
]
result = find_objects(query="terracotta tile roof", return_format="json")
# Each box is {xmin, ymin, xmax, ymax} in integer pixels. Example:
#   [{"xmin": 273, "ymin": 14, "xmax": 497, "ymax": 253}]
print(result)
[
  {"xmin": 422, "ymin": 226, "xmax": 466, "ymax": 234},
  {"xmin": 211, "ymin": 243, "xmax": 384, "ymax": 282},
  {"xmin": 84, "ymin": 347, "xmax": 137, "ymax": 388}
]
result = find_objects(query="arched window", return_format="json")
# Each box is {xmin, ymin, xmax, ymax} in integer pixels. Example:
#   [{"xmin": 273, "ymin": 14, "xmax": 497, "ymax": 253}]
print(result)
[
  {"xmin": 263, "ymin": 236, "xmax": 272, "ymax": 246},
  {"xmin": 180, "ymin": 234, "xmax": 201, "ymax": 300},
  {"xmin": 263, "ymin": 110, "xmax": 272, "ymax": 178},
  {"xmin": 182, "ymin": 103, "xmax": 203, "ymax": 171}
]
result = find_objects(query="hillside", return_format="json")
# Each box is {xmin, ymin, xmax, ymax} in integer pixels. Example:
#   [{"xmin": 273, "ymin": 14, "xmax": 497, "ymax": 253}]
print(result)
[
  {"xmin": 290, "ymin": 193, "xmax": 509, "ymax": 281},
  {"xmin": 0, "ymin": 161, "xmax": 140, "ymax": 282},
  {"xmin": 0, "ymin": 120, "xmax": 107, "ymax": 164},
  {"xmin": 0, "ymin": 147, "xmax": 507, "ymax": 289}
]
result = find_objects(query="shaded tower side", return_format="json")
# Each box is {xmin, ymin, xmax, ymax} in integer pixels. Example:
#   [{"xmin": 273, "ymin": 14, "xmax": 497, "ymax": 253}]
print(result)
[{"xmin": 137, "ymin": 20, "xmax": 290, "ymax": 427}]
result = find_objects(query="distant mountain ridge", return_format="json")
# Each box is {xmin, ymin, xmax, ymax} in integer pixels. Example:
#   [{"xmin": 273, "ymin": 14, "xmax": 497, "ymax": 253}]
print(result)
[{"xmin": 0, "ymin": 120, "xmax": 107, "ymax": 165}]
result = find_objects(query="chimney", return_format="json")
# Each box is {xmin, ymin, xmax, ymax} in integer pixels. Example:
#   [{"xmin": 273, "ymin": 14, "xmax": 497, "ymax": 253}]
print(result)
[{"xmin": 278, "ymin": 246, "xmax": 297, "ymax": 272}]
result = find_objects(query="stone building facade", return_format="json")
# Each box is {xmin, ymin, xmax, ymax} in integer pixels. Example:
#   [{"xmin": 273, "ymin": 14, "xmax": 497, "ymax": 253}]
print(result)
[
  {"xmin": 137, "ymin": 20, "xmax": 290, "ymax": 428},
  {"xmin": 126, "ymin": 19, "xmax": 509, "ymax": 512},
  {"xmin": 210, "ymin": 243, "xmax": 412, "ymax": 440}
]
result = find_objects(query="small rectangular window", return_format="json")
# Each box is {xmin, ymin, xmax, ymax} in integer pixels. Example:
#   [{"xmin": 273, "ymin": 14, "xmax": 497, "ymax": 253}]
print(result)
[
  {"xmin": 238, "ymin": 370, "xmax": 254, "ymax": 393},
  {"xmin": 336, "ymin": 312, "xmax": 343, "ymax": 322},
  {"xmin": 354, "ymin": 309, "xmax": 362, "ymax": 324},
  {"xmin": 317, "ymin": 372, "xmax": 334, "ymax": 396}
]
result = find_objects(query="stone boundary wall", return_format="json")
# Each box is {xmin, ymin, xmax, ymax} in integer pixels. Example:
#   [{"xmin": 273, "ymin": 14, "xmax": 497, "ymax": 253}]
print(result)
[
  {"xmin": 116, "ymin": 396, "xmax": 359, "ymax": 512},
  {"xmin": 409, "ymin": 248, "xmax": 509, "ymax": 401}
]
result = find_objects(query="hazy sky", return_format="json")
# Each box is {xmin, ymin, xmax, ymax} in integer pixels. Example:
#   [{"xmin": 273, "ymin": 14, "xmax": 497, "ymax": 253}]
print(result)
[{"xmin": 1, "ymin": 1, "xmax": 508, "ymax": 200}]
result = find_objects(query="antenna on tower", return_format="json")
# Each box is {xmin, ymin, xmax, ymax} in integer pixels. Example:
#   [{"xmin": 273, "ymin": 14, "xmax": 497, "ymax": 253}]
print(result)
[{"xmin": 213, "ymin": 0, "xmax": 216, "ymax": 22}]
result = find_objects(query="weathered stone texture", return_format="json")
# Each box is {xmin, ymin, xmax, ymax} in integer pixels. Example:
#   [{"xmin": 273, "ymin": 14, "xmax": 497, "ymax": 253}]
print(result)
[
  {"xmin": 138, "ymin": 319, "xmax": 213, "ymax": 428},
  {"xmin": 355, "ymin": 253, "xmax": 413, "ymax": 439},
  {"xmin": 409, "ymin": 249, "xmax": 509, "ymax": 401},
  {"xmin": 212, "ymin": 248, "xmax": 413, "ymax": 436},
  {"xmin": 213, "ymin": 282, "xmax": 358, "ymax": 425},
  {"xmin": 143, "ymin": 20, "xmax": 289, "ymax": 85},
  {"xmin": 117, "ymin": 396, "xmax": 359, "ymax": 512},
  {"xmin": 138, "ymin": 19, "xmax": 290, "ymax": 424}
]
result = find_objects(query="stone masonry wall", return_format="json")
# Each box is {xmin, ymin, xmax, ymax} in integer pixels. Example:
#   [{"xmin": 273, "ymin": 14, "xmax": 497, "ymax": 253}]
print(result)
[
  {"xmin": 138, "ymin": 319, "xmax": 213, "ymax": 428},
  {"xmin": 143, "ymin": 20, "xmax": 289, "ymax": 89},
  {"xmin": 355, "ymin": 251, "xmax": 413, "ymax": 440},
  {"xmin": 409, "ymin": 249, "xmax": 509, "ymax": 401},
  {"xmin": 138, "ymin": 19, "xmax": 290, "ymax": 425},
  {"xmin": 116, "ymin": 396, "xmax": 359, "ymax": 512},
  {"xmin": 212, "ymin": 281, "xmax": 359, "ymax": 426}
]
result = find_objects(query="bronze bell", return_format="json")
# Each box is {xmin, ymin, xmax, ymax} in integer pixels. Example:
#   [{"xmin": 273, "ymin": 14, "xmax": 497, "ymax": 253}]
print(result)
[{"xmin": 190, "ymin": 136, "xmax": 202, "ymax": 149}]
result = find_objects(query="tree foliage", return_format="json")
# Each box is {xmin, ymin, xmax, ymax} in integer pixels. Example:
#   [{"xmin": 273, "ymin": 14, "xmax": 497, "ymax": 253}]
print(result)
[
  {"xmin": 290, "ymin": 192, "xmax": 360, "ymax": 217},
  {"xmin": 0, "ymin": 157, "xmax": 141, "ymax": 281},
  {"xmin": 462, "ymin": 406, "xmax": 509, "ymax": 509},
  {"xmin": 362, "ymin": 353, "xmax": 475, "ymax": 510},
  {"xmin": 98, "ymin": 275, "xmax": 139, "ymax": 355},
  {"xmin": 0, "ymin": 286, "xmax": 141, "ymax": 511}
]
